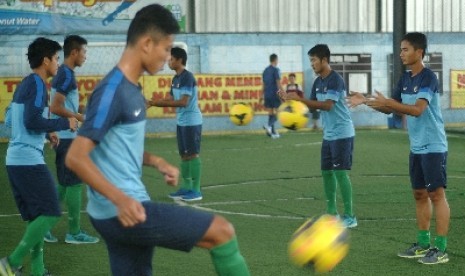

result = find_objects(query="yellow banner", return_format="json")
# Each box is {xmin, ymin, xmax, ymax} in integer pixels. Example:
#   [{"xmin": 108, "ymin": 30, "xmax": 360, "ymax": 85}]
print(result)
[
  {"xmin": 0, "ymin": 72, "xmax": 303, "ymax": 121},
  {"xmin": 450, "ymin": 70, "xmax": 465, "ymax": 109}
]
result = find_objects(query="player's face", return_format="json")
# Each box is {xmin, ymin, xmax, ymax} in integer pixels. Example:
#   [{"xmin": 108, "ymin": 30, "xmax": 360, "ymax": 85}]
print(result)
[
  {"xmin": 146, "ymin": 34, "xmax": 175, "ymax": 74},
  {"xmin": 310, "ymin": 56, "xmax": 323, "ymax": 74},
  {"xmin": 46, "ymin": 53, "xmax": 60, "ymax": 77},
  {"xmin": 75, "ymin": 46, "xmax": 87, "ymax": 67},
  {"xmin": 400, "ymin": 40, "xmax": 423, "ymax": 66}
]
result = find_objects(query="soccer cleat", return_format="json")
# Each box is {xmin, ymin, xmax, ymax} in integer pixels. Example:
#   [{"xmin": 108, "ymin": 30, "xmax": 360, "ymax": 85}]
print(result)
[
  {"xmin": 271, "ymin": 130, "xmax": 280, "ymax": 139},
  {"xmin": 397, "ymin": 243, "xmax": 430, "ymax": 258},
  {"xmin": 341, "ymin": 214, "xmax": 358, "ymax": 228},
  {"xmin": 181, "ymin": 191, "xmax": 203, "ymax": 202},
  {"xmin": 168, "ymin": 188, "xmax": 190, "ymax": 199},
  {"xmin": 43, "ymin": 231, "xmax": 58, "ymax": 243},
  {"xmin": 0, "ymin": 257, "xmax": 21, "ymax": 276},
  {"xmin": 65, "ymin": 230, "xmax": 100, "ymax": 244},
  {"xmin": 263, "ymin": 125, "xmax": 272, "ymax": 137},
  {"xmin": 418, "ymin": 248, "xmax": 449, "ymax": 264}
]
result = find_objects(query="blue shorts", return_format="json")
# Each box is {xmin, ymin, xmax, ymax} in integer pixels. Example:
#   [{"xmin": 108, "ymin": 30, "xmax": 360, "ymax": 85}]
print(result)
[
  {"xmin": 90, "ymin": 201, "xmax": 214, "ymax": 276},
  {"xmin": 321, "ymin": 137, "xmax": 354, "ymax": 170},
  {"xmin": 264, "ymin": 95, "xmax": 281, "ymax": 109},
  {"xmin": 409, "ymin": 152, "xmax": 447, "ymax": 192},
  {"xmin": 6, "ymin": 165, "xmax": 61, "ymax": 221},
  {"xmin": 54, "ymin": 139, "xmax": 82, "ymax": 186},
  {"xmin": 177, "ymin": 125, "xmax": 202, "ymax": 156}
]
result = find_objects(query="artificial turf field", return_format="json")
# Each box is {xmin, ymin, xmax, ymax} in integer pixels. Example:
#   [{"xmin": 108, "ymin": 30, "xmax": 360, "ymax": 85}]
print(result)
[{"xmin": 0, "ymin": 129, "xmax": 464, "ymax": 275}]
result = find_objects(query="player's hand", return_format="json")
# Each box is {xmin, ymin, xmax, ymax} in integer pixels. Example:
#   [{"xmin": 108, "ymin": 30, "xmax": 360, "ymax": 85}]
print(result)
[
  {"xmin": 346, "ymin": 91, "xmax": 367, "ymax": 108},
  {"xmin": 48, "ymin": 132, "xmax": 59, "ymax": 148},
  {"xmin": 157, "ymin": 159, "xmax": 179, "ymax": 187},
  {"xmin": 68, "ymin": 118, "xmax": 79, "ymax": 132},
  {"xmin": 74, "ymin": 113, "xmax": 84, "ymax": 123},
  {"xmin": 366, "ymin": 91, "xmax": 388, "ymax": 108},
  {"xmin": 116, "ymin": 195, "xmax": 147, "ymax": 227}
]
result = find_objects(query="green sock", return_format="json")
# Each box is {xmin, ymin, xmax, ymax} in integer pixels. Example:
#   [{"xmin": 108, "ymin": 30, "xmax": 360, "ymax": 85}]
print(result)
[
  {"xmin": 322, "ymin": 170, "xmax": 337, "ymax": 215},
  {"xmin": 334, "ymin": 170, "xmax": 354, "ymax": 217},
  {"xmin": 30, "ymin": 240, "xmax": 45, "ymax": 276},
  {"xmin": 417, "ymin": 230, "xmax": 431, "ymax": 249},
  {"xmin": 180, "ymin": 160, "xmax": 192, "ymax": 190},
  {"xmin": 8, "ymin": 216, "xmax": 59, "ymax": 268},
  {"xmin": 190, "ymin": 157, "xmax": 202, "ymax": 193},
  {"xmin": 66, "ymin": 184, "xmax": 82, "ymax": 235},
  {"xmin": 57, "ymin": 185, "xmax": 66, "ymax": 202},
  {"xmin": 210, "ymin": 236, "xmax": 250, "ymax": 276},
  {"xmin": 434, "ymin": 235, "xmax": 447, "ymax": 252}
]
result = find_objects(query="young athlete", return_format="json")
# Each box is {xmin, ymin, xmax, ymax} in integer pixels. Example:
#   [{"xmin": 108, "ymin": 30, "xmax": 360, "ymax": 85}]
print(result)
[
  {"xmin": 65, "ymin": 5, "xmax": 250, "ymax": 276},
  {"xmin": 347, "ymin": 32, "xmax": 449, "ymax": 264},
  {"xmin": 285, "ymin": 73, "xmax": 304, "ymax": 98},
  {"xmin": 46, "ymin": 35, "xmax": 99, "ymax": 244},
  {"xmin": 279, "ymin": 44, "xmax": 357, "ymax": 228},
  {"xmin": 0, "ymin": 37, "xmax": 77, "ymax": 276},
  {"xmin": 148, "ymin": 47, "xmax": 203, "ymax": 201},
  {"xmin": 262, "ymin": 53, "xmax": 283, "ymax": 139}
]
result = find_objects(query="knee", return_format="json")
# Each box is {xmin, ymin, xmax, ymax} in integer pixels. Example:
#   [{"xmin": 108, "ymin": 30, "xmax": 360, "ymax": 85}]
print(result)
[
  {"xmin": 211, "ymin": 215, "xmax": 236, "ymax": 245},
  {"xmin": 428, "ymin": 188, "xmax": 446, "ymax": 203},
  {"xmin": 413, "ymin": 189, "xmax": 428, "ymax": 202}
]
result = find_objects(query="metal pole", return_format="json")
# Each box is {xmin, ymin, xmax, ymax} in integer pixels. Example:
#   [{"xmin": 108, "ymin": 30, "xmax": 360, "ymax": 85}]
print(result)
[{"xmin": 392, "ymin": 0, "xmax": 406, "ymax": 95}]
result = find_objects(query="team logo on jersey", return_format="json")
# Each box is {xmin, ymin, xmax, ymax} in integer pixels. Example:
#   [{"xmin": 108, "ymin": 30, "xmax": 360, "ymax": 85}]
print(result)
[{"xmin": 413, "ymin": 86, "xmax": 418, "ymax": 92}]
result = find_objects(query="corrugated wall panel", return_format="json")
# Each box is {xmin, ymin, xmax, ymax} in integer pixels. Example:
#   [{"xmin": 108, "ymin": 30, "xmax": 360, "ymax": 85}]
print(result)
[{"xmin": 194, "ymin": 0, "xmax": 465, "ymax": 33}]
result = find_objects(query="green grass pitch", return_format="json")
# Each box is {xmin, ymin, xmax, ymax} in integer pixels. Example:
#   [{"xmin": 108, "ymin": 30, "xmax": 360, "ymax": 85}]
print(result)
[{"xmin": 0, "ymin": 129, "xmax": 464, "ymax": 275}]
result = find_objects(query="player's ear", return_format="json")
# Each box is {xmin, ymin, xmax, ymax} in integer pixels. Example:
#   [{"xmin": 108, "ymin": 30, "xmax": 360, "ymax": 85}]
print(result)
[{"xmin": 139, "ymin": 35, "xmax": 153, "ymax": 54}]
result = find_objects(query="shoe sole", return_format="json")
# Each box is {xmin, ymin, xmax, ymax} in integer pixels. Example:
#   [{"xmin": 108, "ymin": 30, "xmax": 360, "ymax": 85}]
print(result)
[
  {"xmin": 65, "ymin": 240, "xmax": 99, "ymax": 244},
  {"xmin": 418, "ymin": 258, "xmax": 449, "ymax": 264},
  {"xmin": 397, "ymin": 254, "xmax": 426, "ymax": 259},
  {"xmin": 181, "ymin": 197, "xmax": 203, "ymax": 202},
  {"xmin": 168, "ymin": 195, "xmax": 185, "ymax": 199},
  {"xmin": 44, "ymin": 238, "xmax": 58, "ymax": 243}
]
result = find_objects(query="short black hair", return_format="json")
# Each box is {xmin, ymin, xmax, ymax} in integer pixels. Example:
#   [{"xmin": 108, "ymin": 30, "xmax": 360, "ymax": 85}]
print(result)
[
  {"xmin": 308, "ymin": 44, "xmax": 331, "ymax": 63},
  {"xmin": 402, "ymin": 32, "xmax": 427, "ymax": 58},
  {"xmin": 171, "ymin": 47, "xmax": 187, "ymax": 65},
  {"xmin": 126, "ymin": 4, "xmax": 180, "ymax": 46},
  {"xmin": 289, "ymin": 73, "xmax": 296, "ymax": 78},
  {"xmin": 63, "ymin": 35, "xmax": 87, "ymax": 57},
  {"xmin": 270, "ymin": 54, "xmax": 278, "ymax": 63},
  {"xmin": 27, "ymin": 37, "xmax": 62, "ymax": 69}
]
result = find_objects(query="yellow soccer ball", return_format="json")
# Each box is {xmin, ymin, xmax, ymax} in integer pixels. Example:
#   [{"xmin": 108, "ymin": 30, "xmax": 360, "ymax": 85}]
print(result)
[
  {"xmin": 229, "ymin": 103, "xmax": 254, "ymax": 126},
  {"xmin": 278, "ymin": 100, "xmax": 309, "ymax": 130},
  {"xmin": 288, "ymin": 215, "xmax": 349, "ymax": 273}
]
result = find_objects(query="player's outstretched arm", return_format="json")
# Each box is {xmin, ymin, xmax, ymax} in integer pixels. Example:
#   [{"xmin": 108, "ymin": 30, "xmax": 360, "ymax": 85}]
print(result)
[
  {"xmin": 66, "ymin": 136, "xmax": 146, "ymax": 227},
  {"xmin": 367, "ymin": 91, "xmax": 428, "ymax": 117},
  {"xmin": 143, "ymin": 152, "xmax": 179, "ymax": 187}
]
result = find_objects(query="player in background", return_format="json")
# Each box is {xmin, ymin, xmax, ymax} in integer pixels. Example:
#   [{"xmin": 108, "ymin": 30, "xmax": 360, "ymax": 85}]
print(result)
[
  {"xmin": 0, "ymin": 37, "xmax": 77, "ymax": 276},
  {"xmin": 285, "ymin": 73, "xmax": 304, "ymax": 98},
  {"xmin": 65, "ymin": 5, "xmax": 250, "ymax": 276},
  {"xmin": 46, "ymin": 35, "xmax": 100, "ymax": 244},
  {"xmin": 279, "ymin": 44, "xmax": 357, "ymax": 228},
  {"xmin": 148, "ymin": 47, "xmax": 203, "ymax": 202},
  {"xmin": 347, "ymin": 32, "xmax": 449, "ymax": 264},
  {"xmin": 262, "ymin": 53, "xmax": 283, "ymax": 139}
]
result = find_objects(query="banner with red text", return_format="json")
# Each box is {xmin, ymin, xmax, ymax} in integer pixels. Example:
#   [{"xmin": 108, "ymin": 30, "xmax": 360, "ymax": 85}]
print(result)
[
  {"xmin": 450, "ymin": 70, "xmax": 465, "ymax": 109},
  {"xmin": 0, "ymin": 73, "xmax": 303, "ymax": 121}
]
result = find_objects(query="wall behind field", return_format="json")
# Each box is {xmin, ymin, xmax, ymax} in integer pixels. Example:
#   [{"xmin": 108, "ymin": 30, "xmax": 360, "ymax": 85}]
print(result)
[{"xmin": 1, "ymin": 32, "xmax": 464, "ymax": 137}]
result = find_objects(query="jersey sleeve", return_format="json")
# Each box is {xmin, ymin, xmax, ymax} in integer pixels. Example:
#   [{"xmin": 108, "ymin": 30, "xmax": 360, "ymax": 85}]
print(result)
[
  {"xmin": 180, "ymin": 72, "xmax": 196, "ymax": 96},
  {"xmin": 417, "ymin": 71, "xmax": 438, "ymax": 103},
  {"xmin": 53, "ymin": 67, "xmax": 74, "ymax": 96},
  {"xmin": 325, "ymin": 75, "xmax": 344, "ymax": 102},
  {"xmin": 23, "ymin": 76, "xmax": 69, "ymax": 132}
]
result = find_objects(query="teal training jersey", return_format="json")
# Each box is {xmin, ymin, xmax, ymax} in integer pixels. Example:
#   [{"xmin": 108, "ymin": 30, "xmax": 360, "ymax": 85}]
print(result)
[
  {"xmin": 392, "ymin": 68, "xmax": 447, "ymax": 153},
  {"xmin": 51, "ymin": 64, "xmax": 80, "ymax": 139},
  {"xmin": 78, "ymin": 67, "xmax": 150, "ymax": 219},
  {"xmin": 6, "ymin": 74, "xmax": 69, "ymax": 165},
  {"xmin": 310, "ymin": 70, "xmax": 354, "ymax": 141},
  {"xmin": 170, "ymin": 69, "xmax": 202, "ymax": 126}
]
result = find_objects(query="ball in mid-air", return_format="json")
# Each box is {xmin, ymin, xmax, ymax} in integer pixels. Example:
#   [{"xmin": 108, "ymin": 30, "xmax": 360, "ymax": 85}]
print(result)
[
  {"xmin": 278, "ymin": 100, "xmax": 309, "ymax": 130},
  {"xmin": 288, "ymin": 215, "xmax": 349, "ymax": 273},
  {"xmin": 229, "ymin": 103, "xmax": 254, "ymax": 126}
]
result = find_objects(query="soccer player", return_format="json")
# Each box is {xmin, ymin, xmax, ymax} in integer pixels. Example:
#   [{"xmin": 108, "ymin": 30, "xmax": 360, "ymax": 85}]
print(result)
[
  {"xmin": 279, "ymin": 44, "xmax": 357, "ymax": 228},
  {"xmin": 347, "ymin": 32, "xmax": 449, "ymax": 264},
  {"xmin": 262, "ymin": 53, "xmax": 283, "ymax": 139},
  {"xmin": 46, "ymin": 35, "xmax": 99, "ymax": 244},
  {"xmin": 0, "ymin": 37, "xmax": 77, "ymax": 276},
  {"xmin": 148, "ymin": 47, "xmax": 203, "ymax": 202},
  {"xmin": 65, "ymin": 4, "xmax": 250, "ymax": 276}
]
